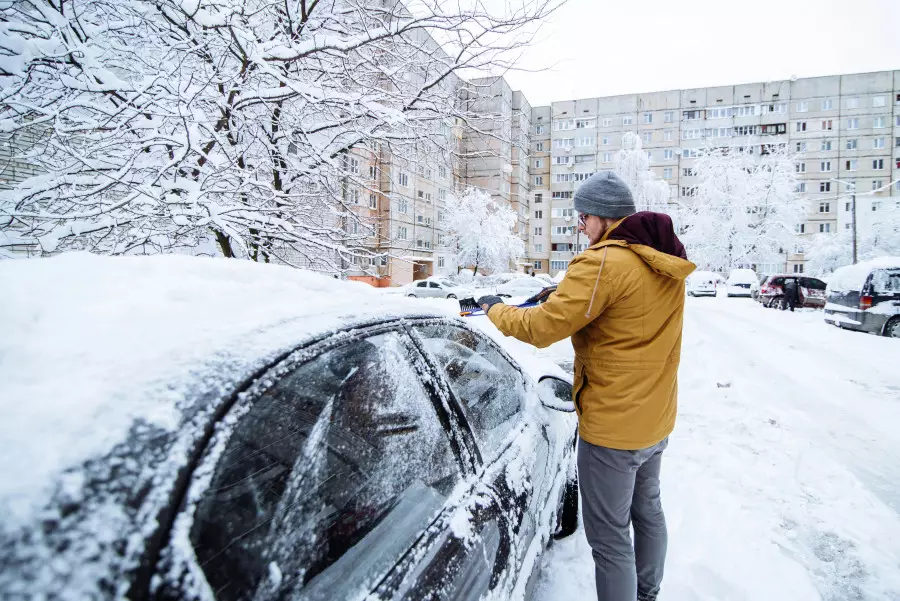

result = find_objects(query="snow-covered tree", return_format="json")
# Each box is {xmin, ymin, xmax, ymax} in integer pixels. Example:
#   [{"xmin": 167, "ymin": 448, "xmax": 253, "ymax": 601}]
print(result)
[
  {"xmin": 0, "ymin": 0, "xmax": 559, "ymax": 269},
  {"xmin": 679, "ymin": 141, "xmax": 803, "ymax": 272},
  {"xmin": 446, "ymin": 186, "xmax": 524, "ymax": 275},
  {"xmin": 613, "ymin": 132, "xmax": 671, "ymax": 213},
  {"xmin": 805, "ymin": 230, "xmax": 853, "ymax": 276},
  {"xmin": 806, "ymin": 204, "xmax": 900, "ymax": 276}
]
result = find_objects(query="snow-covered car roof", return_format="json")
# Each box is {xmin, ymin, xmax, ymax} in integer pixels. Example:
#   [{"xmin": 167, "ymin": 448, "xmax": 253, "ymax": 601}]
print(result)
[
  {"xmin": 0, "ymin": 253, "xmax": 566, "ymax": 597},
  {"xmin": 826, "ymin": 256, "xmax": 900, "ymax": 293}
]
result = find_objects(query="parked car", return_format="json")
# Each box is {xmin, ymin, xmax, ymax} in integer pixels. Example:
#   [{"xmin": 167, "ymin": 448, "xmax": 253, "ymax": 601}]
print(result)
[
  {"xmin": 823, "ymin": 257, "xmax": 900, "ymax": 337},
  {"xmin": 496, "ymin": 277, "xmax": 551, "ymax": 298},
  {"xmin": 757, "ymin": 275, "xmax": 827, "ymax": 309},
  {"xmin": 404, "ymin": 277, "xmax": 472, "ymax": 299},
  {"xmin": 725, "ymin": 268, "xmax": 759, "ymax": 297},
  {"xmin": 0, "ymin": 255, "xmax": 578, "ymax": 600},
  {"xmin": 685, "ymin": 270, "xmax": 720, "ymax": 297},
  {"xmin": 532, "ymin": 272, "xmax": 556, "ymax": 286}
]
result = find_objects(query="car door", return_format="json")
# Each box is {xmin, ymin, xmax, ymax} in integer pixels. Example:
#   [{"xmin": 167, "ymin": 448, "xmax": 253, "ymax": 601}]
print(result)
[
  {"xmin": 428, "ymin": 281, "xmax": 443, "ymax": 298},
  {"xmin": 151, "ymin": 326, "xmax": 475, "ymax": 601},
  {"xmin": 406, "ymin": 321, "xmax": 554, "ymax": 598}
]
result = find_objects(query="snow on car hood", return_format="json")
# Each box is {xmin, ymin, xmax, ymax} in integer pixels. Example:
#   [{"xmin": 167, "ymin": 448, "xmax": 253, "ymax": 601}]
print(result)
[
  {"xmin": 0, "ymin": 253, "xmax": 444, "ymax": 531},
  {"xmin": 827, "ymin": 256, "xmax": 900, "ymax": 293}
]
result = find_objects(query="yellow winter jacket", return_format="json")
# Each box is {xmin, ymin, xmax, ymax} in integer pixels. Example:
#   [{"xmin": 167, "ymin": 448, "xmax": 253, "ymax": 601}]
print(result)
[{"xmin": 487, "ymin": 219, "xmax": 696, "ymax": 450}]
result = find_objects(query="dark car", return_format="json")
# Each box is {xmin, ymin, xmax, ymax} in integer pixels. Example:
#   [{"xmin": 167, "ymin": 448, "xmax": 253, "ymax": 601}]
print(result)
[
  {"xmin": 757, "ymin": 275, "xmax": 827, "ymax": 309},
  {"xmin": 0, "ymin": 257, "xmax": 578, "ymax": 601},
  {"xmin": 823, "ymin": 259, "xmax": 900, "ymax": 337}
]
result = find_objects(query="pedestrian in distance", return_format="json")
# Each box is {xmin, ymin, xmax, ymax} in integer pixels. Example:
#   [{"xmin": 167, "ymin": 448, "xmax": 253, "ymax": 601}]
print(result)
[{"xmin": 476, "ymin": 171, "xmax": 695, "ymax": 601}]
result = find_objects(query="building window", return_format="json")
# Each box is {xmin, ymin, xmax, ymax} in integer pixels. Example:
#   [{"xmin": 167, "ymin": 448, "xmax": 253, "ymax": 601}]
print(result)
[
  {"xmin": 845, "ymin": 139, "xmax": 857, "ymax": 150},
  {"xmin": 872, "ymin": 180, "xmax": 883, "ymax": 191},
  {"xmin": 820, "ymin": 161, "xmax": 831, "ymax": 172},
  {"xmin": 552, "ymin": 208, "xmax": 575, "ymax": 218},
  {"xmin": 534, "ymin": 176, "xmax": 543, "ymax": 185},
  {"xmin": 533, "ymin": 260, "xmax": 543, "ymax": 270},
  {"xmin": 795, "ymin": 162, "xmax": 806, "ymax": 173},
  {"xmin": 602, "ymin": 118, "xmax": 612, "ymax": 127},
  {"xmin": 846, "ymin": 118, "xmax": 859, "ymax": 130},
  {"xmin": 682, "ymin": 129, "xmax": 703, "ymax": 140},
  {"xmin": 553, "ymin": 226, "xmax": 576, "ymax": 235},
  {"xmin": 554, "ymin": 156, "xmax": 572, "ymax": 165},
  {"xmin": 796, "ymin": 182, "xmax": 807, "ymax": 192},
  {"xmin": 663, "ymin": 149, "xmax": 674, "ymax": 160},
  {"xmin": 821, "ymin": 99, "xmax": 833, "ymax": 111},
  {"xmin": 535, "ymin": 125, "xmax": 545, "ymax": 135},
  {"xmin": 534, "ymin": 210, "xmax": 543, "ymax": 219},
  {"xmin": 796, "ymin": 121, "xmax": 807, "ymax": 132},
  {"xmin": 553, "ymin": 138, "xmax": 574, "ymax": 150},
  {"xmin": 796, "ymin": 142, "xmax": 807, "ymax": 152},
  {"xmin": 682, "ymin": 167, "xmax": 696, "ymax": 177},
  {"xmin": 398, "ymin": 171, "xmax": 409, "ymax": 187},
  {"xmin": 846, "ymin": 160, "xmax": 857, "ymax": 171},
  {"xmin": 874, "ymin": 138, "xmax": 885, "ymax": 149},
  {"xmin": 369, "ymin": 193, "xmax": 378, "ymax": 209},
  {"xmin": 552, "ymin": 191, "xmax": 573, "ymax": 199},
  {"xmin": 345, "ymin": 156, "xmax": 360, "ymax": 174},
  {"xmin": 438, "ymin": 211, "xmax": 445, "ymax": 223},
  {"xmin": 534, "ymin": 227, "xmax": 543, "ymax": 236},
  {"xmin": 623, "ymin": 115, "xmax": 633, "ymax": 125},
  {"xmin": 846, "ymin": 97, "xmax": 859, "ymax": 109},
  {"xmin": 575, "ymin": 136, "xmax": 595, "ymax": 147},
  {"xmin": 873, "ymin": 159, "xmax": 884, "ymax": 170},
  {"xmin": 534, "ymin": 159, "xmax": 543, "ymax": 168},
  {"xmin": 819, "ymin": 182, "xmax": 831, "ymax": 193},
  {"xmin": 683, "ymin": 110, "xmax": 702, "ymax": 120},
  {"xmin": 681, "ymin": 186, "xmax": 697, "ymax": 197},
  {"xmin": 681, "ymin": 148, "xmax": 699, "ymax": 158},
  {"xmin": 796, "ymin": 223, "xmax": 806, "ymax": 234},
  {"xmin": 643, "ymin": 113, "xmax": 653, "ymax": 124},
  {"xmin": 874, "ymin": 116, "xmax": 886, "ymax": 128},
  {"xmin": 398, "ymin": 199, "xmax": 408, "ymax": 213},
  {"xmin": 796, "ymin": 101, "xmax": 808, "ymax": 112},
  {"xmin": 603, "ymin": 152, "xmax": 612, "ymax": 163},
  {"xmin": 820, "ymin": 140, "xmax": 832, "ymax": 151},
  {"xmin": 439, "ymin": 166, "xmax": 447, "ymax": 179},
  {"xmin": 534, "ymin": 193, "xmax": 543, "ymax": 204},
  {"xmin": 535, "ymin": 142, "xmax": 545, "ymax": 152},
  {"xmin": 550, "ymin": 260, "xmax": 569, "ymax": 271},
  {"xmin": 438, "ymin": 188, "xmax": 446, "ymax": 201},
  {"xmin": 664, "ymin": 111, "xmax": 674, "ymax": 123},
  {"xmin": 398, "ymin": 226, "xmax": 408, "ymax": 240},
  {"xmin": 642, "ymin": 132, "xmax": 652, "ymax": 143},
  {"xmin": 819, "ymin": 202, "xmax": 830, "ymax": 213},
  {"xmin": 872, "ymin": 201, "xmax": 881, "ymax": 212},
  {"xmin": 873, "ymin": 95, "xmax": 886, "ymax": 107},
  {"xmin": 819, "ymin": 223, "xmax": 831, "ymax": 233},
  {"xmin": 762, "ymin": 103, "xmax": 787, "ymax": 114},
  {"xmin": 663, "ymin": 168, "xmax": 673, "ymax": 179},
  {"xmin": 417, "ymin": 190, "xmax": 424, "ymax": 199},
  {"xmin": 736, "ymin": 105, "xmax": 757, "ymax": 117},
  {"xmin": 821, "ymin": 120, "xmax": 832, "ymax": 131},
  {"xmin": 845, "ymin": 202, "xmax": 851, "ymax": 211},
  {"xmin": 794, "ymin": 264, "xmax": 804, "ymax": 274},
  {"xmin": 437, "ymin": 256, "xmax": 445, "ymax": 268},
  {"xmin": 553, "ymin": 119, "xmax": 575, "ymax": 131},
  {"xmin": 575, "ymin": 119, "xmax": 594, "ymax": 129}
]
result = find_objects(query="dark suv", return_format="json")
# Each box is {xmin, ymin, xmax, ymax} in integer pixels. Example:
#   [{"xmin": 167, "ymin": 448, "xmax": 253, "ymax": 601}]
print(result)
[
  {"xmin": 758, "ymin": 275, "xmax": 827, "ymax": 309},
  {"xmin": 824, "ymin": 262, "xmax": 900, "ymax": 337}
]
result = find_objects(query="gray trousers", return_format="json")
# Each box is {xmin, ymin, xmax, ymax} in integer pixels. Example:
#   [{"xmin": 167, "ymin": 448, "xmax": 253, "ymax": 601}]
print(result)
[{"xmin": 577, "ymin": 437, "xmax": 668, "ymax": 601}]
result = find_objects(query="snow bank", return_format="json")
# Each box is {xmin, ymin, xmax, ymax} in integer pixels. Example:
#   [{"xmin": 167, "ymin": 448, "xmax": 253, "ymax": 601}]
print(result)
[
  {"xmin": 826, "ymin": 256, "xmax": 900, "ymax": 293},
  {"xmin": 0, "ymin": 253, "xmax": 436, "ymax": 529}
]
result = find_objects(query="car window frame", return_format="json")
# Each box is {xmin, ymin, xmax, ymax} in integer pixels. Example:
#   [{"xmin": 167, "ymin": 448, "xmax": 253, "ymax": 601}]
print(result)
[
  {"xmin": 404, "ymin": 318, "xmax": 530, "ymax": 468},
  {"xmin": 141, "ymin": 319, "xmax": 479, "ymax": 601}
]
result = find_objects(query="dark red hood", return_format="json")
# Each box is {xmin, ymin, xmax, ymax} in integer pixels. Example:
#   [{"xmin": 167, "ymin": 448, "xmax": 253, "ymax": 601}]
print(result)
[{"xmin": 605, "ymin": 211, "xmax": 687, "ymax": 259}]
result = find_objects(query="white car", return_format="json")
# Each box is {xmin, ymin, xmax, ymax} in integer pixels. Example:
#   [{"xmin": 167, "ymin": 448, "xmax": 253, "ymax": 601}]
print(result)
[
  {"xmin": 405, "ymin": 278, "xmax": 472, "ymax": 299},
  {"xmin": 496, "ymin": 277, "xmax": 551, "ymax": 298},
  {"xmin": 726, "ymin": 268, "xmax": 759, "ymax": 297},
  {"xmin": 532, "ymin": 273, "xmax": 556, "ymax": 286},
  {"xmin": 686, "ymin": 270, "xmax": 720, "ymax": 297}
]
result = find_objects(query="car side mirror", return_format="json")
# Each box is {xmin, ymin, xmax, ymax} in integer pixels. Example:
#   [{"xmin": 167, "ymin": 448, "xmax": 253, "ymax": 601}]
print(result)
[{"xmin": 537, "ymin": 376, "xmax": 575, "ymax": 412}]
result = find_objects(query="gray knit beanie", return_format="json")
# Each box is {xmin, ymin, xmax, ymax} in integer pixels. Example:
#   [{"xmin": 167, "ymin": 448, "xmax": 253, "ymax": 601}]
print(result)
[{"xmin": 573, "ymin": 171, "xmax": 636, "ymax": 218}]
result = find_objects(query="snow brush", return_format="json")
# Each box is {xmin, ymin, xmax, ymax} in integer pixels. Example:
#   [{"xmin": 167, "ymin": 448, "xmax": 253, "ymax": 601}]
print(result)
[{"xmin": 458, "ymin": 286, "xmax": 557, "ymax": 317}]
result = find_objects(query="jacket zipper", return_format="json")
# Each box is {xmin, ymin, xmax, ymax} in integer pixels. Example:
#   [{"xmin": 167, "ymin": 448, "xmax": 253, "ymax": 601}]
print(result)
[{"xmin": 574, "ymin": 374, "xmax": 587, "ymax": 415}]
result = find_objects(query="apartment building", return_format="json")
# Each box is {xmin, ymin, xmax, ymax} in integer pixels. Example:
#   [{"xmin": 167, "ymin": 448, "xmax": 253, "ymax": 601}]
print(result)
[{"xmin": 532, "ymin": 70, "xmax": 900, "ymax": 277}]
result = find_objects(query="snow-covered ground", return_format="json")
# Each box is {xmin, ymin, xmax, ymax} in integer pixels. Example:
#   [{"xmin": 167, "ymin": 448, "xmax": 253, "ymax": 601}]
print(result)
[{"xmin": 523, "ymin": 296, "xmax": 900, "ymax": 601}]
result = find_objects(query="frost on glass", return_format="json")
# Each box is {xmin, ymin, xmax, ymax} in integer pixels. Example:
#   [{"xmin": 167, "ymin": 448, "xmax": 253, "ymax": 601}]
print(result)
[
  {"xmin": 871, "ymin": 269, "xmax": 900, "ymax": 294},
  {"xmin": 186, "ymin": 331, "xmax": 459, "ymax": 600},
  {"xmin": 415, "ymin": 324, "xmax": 525, "ymax": 458}
]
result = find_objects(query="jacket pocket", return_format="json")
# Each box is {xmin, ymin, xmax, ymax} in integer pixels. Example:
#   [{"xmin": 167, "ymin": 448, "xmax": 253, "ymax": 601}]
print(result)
[{"xmin": 572, "ymin": 363, "xmax": 587, "ymax": 415}]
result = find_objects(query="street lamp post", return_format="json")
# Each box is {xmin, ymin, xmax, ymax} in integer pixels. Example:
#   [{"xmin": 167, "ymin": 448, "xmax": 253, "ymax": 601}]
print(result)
[{"xmin": 831, "ymin": 178, "xmax": 857, "ymax": 265}]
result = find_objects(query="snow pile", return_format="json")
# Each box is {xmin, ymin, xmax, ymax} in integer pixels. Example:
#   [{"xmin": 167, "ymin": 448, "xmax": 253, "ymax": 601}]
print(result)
[
  {"xmin": 826, "ymin": 256, "xmax": 900, "ymax": 293},
  {"xmin": 0, "ymin": 252, "xmax": 440, "ymax": 529}
]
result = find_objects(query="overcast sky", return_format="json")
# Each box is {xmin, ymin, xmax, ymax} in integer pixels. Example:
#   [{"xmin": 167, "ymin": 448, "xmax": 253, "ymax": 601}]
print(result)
[{"xmin": 502, "ymin": 0, "xmax": 900, "ymax": 107}]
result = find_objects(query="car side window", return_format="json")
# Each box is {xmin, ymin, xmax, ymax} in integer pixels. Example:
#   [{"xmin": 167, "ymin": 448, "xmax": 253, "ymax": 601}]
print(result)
[
  {"xmin": 417, "ymin": 281, "xmax": 428, "ymax": 288},
  {"xmin": 429, "ymin": 282, "xmax": 440, "ymax": 288},
  {"xmin": 414, "ymin": 324, "xmax": 525, "ymax": 459},
  {"xmin": 187, "ymin": 332, "xmax": 459, "ymax": 601}
]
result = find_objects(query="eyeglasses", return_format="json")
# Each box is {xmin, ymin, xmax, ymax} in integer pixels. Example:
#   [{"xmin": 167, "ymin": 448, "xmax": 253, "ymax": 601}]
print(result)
[{"xmin": 578, "ymin": 213, "xmax": 588, "ymax": 227}]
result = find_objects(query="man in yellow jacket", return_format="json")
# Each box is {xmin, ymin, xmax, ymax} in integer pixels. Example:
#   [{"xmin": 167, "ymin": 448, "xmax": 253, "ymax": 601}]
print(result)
[{"xmin": 477, "ymin": 171, "xmax": 695, "ymax": 601}]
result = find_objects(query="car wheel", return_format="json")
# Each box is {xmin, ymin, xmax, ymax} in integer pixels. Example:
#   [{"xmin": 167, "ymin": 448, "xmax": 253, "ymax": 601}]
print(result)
[
  {"xmin": 498, "ymin": 294, "xmax": 511, "ymax": 299},
  {"xmin": 406, "ymin": 293, "xmax": 416, "ymax": 298},
  {"xmin": 554, "ymin": 475, "xmax": 579, "ymax": 539},
  {"xmin": 687, "ymin": 291, "xmax": 694, "ymax": 297},
  {"xmin": 775, "ymin": 297, "xmax": 786, "ymax": 310},
  {"xmin": 884, "ymin": 317, "xmax": 900, "ymax": 338},
  {"xmin": 447, "ymin": 294, "xmax": 457, "ymax": 299}
]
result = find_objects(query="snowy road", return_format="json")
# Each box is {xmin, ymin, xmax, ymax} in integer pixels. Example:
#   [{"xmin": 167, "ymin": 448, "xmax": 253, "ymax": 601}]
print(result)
[{"xmin": 530, "ymin": 296, "xmax": 900, "ymax": 601}]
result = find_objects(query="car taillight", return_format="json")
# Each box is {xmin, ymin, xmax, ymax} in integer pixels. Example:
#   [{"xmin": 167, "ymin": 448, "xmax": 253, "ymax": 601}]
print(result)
[{"xmin": 860, "ymin": 295, "xmax": 873, "ymax": 310}]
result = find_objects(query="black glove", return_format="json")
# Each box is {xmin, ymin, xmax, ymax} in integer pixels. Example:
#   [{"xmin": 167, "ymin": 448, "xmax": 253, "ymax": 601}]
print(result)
[{"xmin": 476, "ymin": 295, "xmax": 503, "ymax": 313}]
